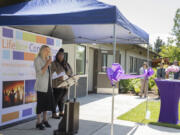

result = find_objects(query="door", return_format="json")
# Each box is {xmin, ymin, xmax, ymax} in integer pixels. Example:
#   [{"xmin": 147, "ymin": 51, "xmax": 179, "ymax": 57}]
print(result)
[
  {"xmin": 88, "ymin": 48, "xmax": 94, "ymax": 92},
  {"xmin": 93, "ymin": 49, "xmax": 98, "ymax": 93}
]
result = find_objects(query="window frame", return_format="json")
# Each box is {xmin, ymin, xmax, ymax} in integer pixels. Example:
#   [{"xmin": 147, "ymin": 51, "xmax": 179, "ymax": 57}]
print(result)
[
  {"xmin": 101, "ymin": 53, "xmax": 108, "ymax": 72},
  {"xmin": 76, "ymin": 45, "xmax": 86, "ymax": 75}
]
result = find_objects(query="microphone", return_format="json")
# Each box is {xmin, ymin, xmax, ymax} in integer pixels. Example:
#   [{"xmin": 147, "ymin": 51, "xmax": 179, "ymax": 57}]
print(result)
[
  {"xmin": 48, "ymin": 52, "xmax": 52, "ymax": 59},
  {"xmin": 48, "ymin": 55, "xmax": 52, "ymax": 60}
]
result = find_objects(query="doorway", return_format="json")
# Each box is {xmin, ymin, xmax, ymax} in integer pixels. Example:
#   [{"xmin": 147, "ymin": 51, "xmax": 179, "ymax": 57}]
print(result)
[
  {"xmin": 88, "ymin": 48, "xmax": 94, "ymax": 92},
  {"xmin": 88, "ymin": 48, "xmax": 98, "ymax": 93}
]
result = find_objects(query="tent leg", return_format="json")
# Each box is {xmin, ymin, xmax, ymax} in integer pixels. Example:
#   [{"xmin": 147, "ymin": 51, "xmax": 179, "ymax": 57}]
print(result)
[
  {"xmin": 111, "ymin": 85, "xmax": 115, "ymax": 135},
  {"xmin": 145, "ymin": 44, "xmax": 150, "ymax": 114},
  {"xmin": 147, "ymin": 43, "xmax": 149, "ymax": 66},
  {"xmin": 111, "ymin": 24, "xmax": 117, "ymax": 135},
  {"xmin": 66, "ymin": 86, "xmax": 70, "ymax": 133},
  {"xmin": 74, "ymin": 45, "xmax": 77, "ymax": 101}
]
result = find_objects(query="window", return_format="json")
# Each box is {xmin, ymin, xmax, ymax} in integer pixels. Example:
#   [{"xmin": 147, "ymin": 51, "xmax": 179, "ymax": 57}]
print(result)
[
  {"xmin": 64, "ymin": 52, "xmax": 68, "ymax": 62},
  {"xmin": 149, "ymin": 61, "xmax": 152, "ymax": 67},
  {"xmin": 102, "ymin": 54, "xmax": 107, "ymax": 72},
  {"xmin": 76, "ymin": 45, "xmax": 86, "ymax": 75},
  {"xmin": 134, "ymin": 57, "xmax": 138, "ymax": 73},
  {"xmin": 130, "ymin": 56, "xmax": 134, "ymax": 73},
  {"xmin": 101, "ymin": 53, "xmax": 113, "ymax": 72},
  {"xmin": 119, "ymin": 54, "xmax": 121, "ymax": 64},
  {"xmin": 137, "ymin": 59, "xmax": 141, "ymax": 74},
  {"xmin": 107, "ymin": 55, "xmax": 113, "ymax": 67},
  {"xmin": 130, "ymin": 56, "xmax": 145, "ymax": 74}
]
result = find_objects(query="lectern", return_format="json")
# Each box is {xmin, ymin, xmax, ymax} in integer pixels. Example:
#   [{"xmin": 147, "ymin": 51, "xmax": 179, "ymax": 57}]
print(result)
[{"xmin": 54, "ymin": 76, "xmax": 80, "ymax": 135}]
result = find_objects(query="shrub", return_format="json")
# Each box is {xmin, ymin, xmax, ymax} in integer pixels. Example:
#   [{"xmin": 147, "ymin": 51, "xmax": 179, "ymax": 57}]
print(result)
[
  {"xmin": 130, "ymin": 79, "xmax": 141, "ymax": 94},
  {"xmin": 119, "ymin": 79, "xmax": 141, "ymax": 94},
  {"xmin": 119, "ymin": 79, "xmax": 132, "ymax": 93},
  {"xmin": 119, "ymin": 68, "xmax": 158, "ymax": 94},
  {"xmin": 148, "ymin": 68, "xmax": 158, "ymax": 93}
]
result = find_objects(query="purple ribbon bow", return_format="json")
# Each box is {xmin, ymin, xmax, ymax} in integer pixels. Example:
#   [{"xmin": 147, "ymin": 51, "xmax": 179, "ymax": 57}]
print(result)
[{"xmin": 107, "ymin": 63, "xmax": 154, "ymax": 85}]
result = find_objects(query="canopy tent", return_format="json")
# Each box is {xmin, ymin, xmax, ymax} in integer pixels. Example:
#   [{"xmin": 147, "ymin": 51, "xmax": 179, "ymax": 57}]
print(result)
[
  {"xmin": 0, "ymin": 0, "xmax": 149, "ymax": 135},
  {"xmin": 0, "ymin": 0, "xmax": 149, "ymax": 44}
]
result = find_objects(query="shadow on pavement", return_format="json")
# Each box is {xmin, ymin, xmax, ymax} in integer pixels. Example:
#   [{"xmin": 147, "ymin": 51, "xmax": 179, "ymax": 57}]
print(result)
[
  {"xmin": 79, "ymin": 94, "xmax": 111, "ymax": 106},
  {"xmin": 0, "ymin": 118, "xmax": 133, "ymax": 135},
  {"xmin": 147, "ymin": 124, "xmax": 180, "ymax": 133}
]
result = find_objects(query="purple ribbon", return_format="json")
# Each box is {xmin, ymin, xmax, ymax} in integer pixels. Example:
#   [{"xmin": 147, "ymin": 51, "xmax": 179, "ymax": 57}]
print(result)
[{"xmin": 107, "ymin": 63, "xmax": 154, "ymax": 85}]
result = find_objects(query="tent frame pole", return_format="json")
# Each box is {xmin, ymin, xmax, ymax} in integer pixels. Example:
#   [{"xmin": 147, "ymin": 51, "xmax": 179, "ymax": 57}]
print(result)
[
  {"xmin": 147, "ymin": 43, "xmax": 149, "ymax": 67},
  {"xmin": 111, "ymin": 24, "xmax": 117, "ymax": 135},
  {"xmin": 74, "ymin": 45, "xmax": 77, "ymax": 101},
  {"xmin": 145, "ymin": 43, "xmax": 150, "ymax": 113}
]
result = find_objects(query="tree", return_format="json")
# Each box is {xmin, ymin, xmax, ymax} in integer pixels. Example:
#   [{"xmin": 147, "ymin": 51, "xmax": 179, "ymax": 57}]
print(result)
[
  {"xmin": 154, "ymin": 36, "xmax": 165, "ymax": 53},
  {"xmin": 159, "ymin": 45, "xmax": 180, "ymax": 63},
  {"xmin": 172, "ymin": 8, "xmax": 180, "ymax": 47},
  {"xmin": 166, "ymin": 37, "xmax": 175, "ymax": 46},
  {"xmin": 159, "ymin": 8, "xmax": 180, "ymax": 62}
]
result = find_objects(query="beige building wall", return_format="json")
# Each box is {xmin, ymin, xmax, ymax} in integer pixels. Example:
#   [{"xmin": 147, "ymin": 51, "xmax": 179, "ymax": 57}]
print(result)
[
  {"xmin": 62, "ymin": 44, "xmax": 89, "ymax": 96},
  {"xmin": 62, "ymin": 44, "xmax": 76, "ymax": 72},
  {"xmin": 126, "ymin": 49, "xmax": 151, "ymax": 74},
  {"xmin": 61, "ymin": 43, "xmax": 155, "ymax": 95},
  {"xmin": 95, "ymin": 44, "xmax": 154, "ymax": 94}
]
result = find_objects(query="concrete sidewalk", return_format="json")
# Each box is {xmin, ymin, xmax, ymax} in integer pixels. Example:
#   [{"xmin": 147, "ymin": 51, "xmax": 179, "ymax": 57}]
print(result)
[{"xmin": 0, "ymin": 94, "xmax": 179, "ymax": 135}]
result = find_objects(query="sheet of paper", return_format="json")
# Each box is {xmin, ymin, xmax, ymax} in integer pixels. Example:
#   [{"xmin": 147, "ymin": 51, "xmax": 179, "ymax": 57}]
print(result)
[
  {"xmin": 52, "ymin": 72, "xmax": 65, "ymax": 79},
  {"xmin": 63, "ymin": 74, "xmax": 69, "ymax": 80},
  {"xmin": 57, "ymin": 76, "xmax": 77, "ymax": 88}
]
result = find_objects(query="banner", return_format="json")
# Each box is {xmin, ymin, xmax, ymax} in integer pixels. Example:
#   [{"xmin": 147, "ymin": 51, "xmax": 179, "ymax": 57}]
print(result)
[
  {"xmin": 107, "ymin": 63, "xmax": 154, "ymax": 85},
  {"xmin": 0, "ymin": 27, "xmax": 62, "ymax": 127}
]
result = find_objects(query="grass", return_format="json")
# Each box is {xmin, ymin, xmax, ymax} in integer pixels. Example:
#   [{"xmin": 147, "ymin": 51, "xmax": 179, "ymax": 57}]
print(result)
[{"xmin": 117, "ymin": 101, "xmax": 180, "ymax": 129}]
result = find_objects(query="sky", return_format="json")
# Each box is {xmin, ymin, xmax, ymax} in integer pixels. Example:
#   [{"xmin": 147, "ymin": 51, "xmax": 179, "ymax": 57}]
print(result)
[{"xmin": 100, "ymin": 0, "xmax": 180, "ymax": 46}]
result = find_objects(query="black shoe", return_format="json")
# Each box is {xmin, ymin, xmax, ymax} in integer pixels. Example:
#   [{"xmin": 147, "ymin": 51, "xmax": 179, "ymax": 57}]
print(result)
[
  {"xmin": 36, "ymin": 123, "xmax": 45, "ymax": 130},
  {"xmin": 42, "ymin": 121, "xmax": 51, "ymax": 128},
  {"xmin": 52, "ymin": 115, "xmax": 60, "ymax": 119}
]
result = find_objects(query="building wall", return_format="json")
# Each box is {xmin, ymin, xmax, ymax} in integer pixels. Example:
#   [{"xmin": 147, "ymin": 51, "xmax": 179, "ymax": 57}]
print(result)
[
  {"xmin": 126, "ymin": 49, "xmax": 151, "ymax": 74},
  {"xmin": 62, "ymin": 43, "xmax": 155, "ymax": 95},
  {"xmin": 62, "ymin": 44, "xmax": 76, "ymax": 72},
  {"xmin": 96, "ymin": 44, "xmax": 154, "ymax": 94},
  {"xmin": 62, "ymin": 44, "xmax": 88, "ymax": 98}
]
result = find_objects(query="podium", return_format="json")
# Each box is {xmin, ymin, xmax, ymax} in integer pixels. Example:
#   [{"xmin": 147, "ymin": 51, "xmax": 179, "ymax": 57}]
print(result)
[{"xmin": 54, "ymin": 75, "xmax": 80, "ymax": 135}]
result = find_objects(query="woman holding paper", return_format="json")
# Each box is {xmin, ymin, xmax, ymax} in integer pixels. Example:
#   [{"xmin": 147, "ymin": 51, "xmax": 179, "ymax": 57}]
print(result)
[
  {"xmin": 51, "ymin": 48, "xmax": 73, "ymax": 119},
  {"xmin": 34, "ymin": 45, "xmax": 53, "ymax": 130}
]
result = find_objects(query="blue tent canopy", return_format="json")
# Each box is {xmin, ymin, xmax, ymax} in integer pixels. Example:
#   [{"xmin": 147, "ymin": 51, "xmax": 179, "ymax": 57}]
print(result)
[{"xmin": 0, "ymin": 0, "xmax": 149, "ymax": 44}]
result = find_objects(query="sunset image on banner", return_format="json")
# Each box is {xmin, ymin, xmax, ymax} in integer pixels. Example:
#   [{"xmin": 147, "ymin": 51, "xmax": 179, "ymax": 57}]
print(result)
[
  {"xmin": 2, "ymin": 81, "xmax": 24, "ymax": 108},
  {"xmin": 25, "ymin": 80, "xmax": 36, "ymax": 104}
]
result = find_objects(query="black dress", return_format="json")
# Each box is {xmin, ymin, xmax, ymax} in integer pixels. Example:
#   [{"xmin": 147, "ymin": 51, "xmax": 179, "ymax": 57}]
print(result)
[{"xmin": 36, "ymin": 67, "xmax": 55, "ymax": 114}]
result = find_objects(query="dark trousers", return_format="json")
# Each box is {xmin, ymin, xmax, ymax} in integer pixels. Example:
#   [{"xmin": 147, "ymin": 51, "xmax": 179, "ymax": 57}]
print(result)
[{"xmin": 52, "ymin": 88, "xmax": 67, "ymax": 113}]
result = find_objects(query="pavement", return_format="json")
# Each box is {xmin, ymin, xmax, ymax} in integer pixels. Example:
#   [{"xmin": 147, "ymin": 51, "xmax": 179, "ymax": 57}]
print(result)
[{"xmin": 0, "ymin": 94, "xmax": 180, "ymax": 135}]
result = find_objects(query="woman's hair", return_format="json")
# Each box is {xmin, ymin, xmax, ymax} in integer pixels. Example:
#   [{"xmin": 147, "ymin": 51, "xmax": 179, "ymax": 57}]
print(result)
[
  {"xmin": 38, "ymin": 45, "xmax": 49, "ymax": 58},
  {"xmin": 55, "ymin": 48, "xmax": 68, "ymax": 71},
  {"xmin": 55, "ymin": 48, "xmax": 65, "ymax": 62}
]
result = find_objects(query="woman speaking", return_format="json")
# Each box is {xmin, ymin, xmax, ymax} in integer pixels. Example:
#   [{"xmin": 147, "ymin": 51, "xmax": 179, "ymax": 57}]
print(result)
[
  {"xmin": 34, "ymin": 45, "xmax": 54, "ymax": 130},
  {"xmin": 51, "ymin": 48, "xmax": 73, "ymax": 119}
]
